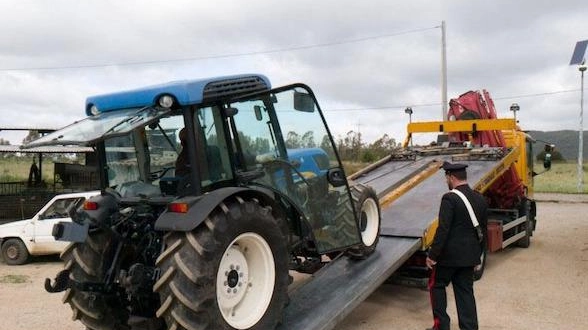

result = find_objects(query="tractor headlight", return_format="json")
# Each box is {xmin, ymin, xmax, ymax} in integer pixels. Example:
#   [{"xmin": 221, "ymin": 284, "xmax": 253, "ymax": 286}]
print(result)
[
  {"xmin": 158, "ymin": 95, "xmax": 174, "ymax": 108},
  {"xmin": 89, "ymin": 105, "xmax": 100, "ymax": 115}
]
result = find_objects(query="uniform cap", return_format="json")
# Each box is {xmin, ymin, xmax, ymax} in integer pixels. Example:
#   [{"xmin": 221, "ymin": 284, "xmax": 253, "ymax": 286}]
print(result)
[{"xmin": 442, "ymin": 161, "xmax": 468, "ymax": 174}]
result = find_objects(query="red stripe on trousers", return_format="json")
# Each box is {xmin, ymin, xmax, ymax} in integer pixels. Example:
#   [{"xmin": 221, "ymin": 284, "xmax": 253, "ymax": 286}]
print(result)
[{"xmin": 428, "ymin": 267, "xmax": 440, "ymax": 329}]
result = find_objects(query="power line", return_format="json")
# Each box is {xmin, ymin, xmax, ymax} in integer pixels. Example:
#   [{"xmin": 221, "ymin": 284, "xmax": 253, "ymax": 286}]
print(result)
[
  {"xmin": 0, "ymin": 26, "xmax": 440, "ymax": 72},
  {"xmin": 323, "ymin": 88, "xmax": 580, "ymax": 112}
]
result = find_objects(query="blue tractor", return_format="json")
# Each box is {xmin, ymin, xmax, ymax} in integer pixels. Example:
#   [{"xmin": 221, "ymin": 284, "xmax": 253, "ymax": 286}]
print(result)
[{"xmin": 31, "ymin": 74, "xmax": 381, "ymax": 330}]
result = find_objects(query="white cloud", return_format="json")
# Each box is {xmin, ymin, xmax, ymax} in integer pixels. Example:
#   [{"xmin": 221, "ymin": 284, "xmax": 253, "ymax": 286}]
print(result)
[{"xmin": 0, "ymin": 0, "xmax": 587, "ymax": 147}]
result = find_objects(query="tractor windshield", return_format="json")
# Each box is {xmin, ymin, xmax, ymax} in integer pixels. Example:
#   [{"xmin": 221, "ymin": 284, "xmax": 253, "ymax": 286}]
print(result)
[
  {"xmin": 226, "ymin": 85, "xmax": 360, "ymax": 252},
  {"xmin": 103, "ymin": 113, "xmax": 185, "ymax": 196},
  {"xmin": 24, "ymin": 107, "xmax": 171, "ymax": 148}
]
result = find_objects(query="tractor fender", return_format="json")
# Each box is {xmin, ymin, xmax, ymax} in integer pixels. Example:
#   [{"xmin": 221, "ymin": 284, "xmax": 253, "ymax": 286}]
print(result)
[{"xmin": 155, "ymin": 187, "xmax": 277, "ymax": 232}]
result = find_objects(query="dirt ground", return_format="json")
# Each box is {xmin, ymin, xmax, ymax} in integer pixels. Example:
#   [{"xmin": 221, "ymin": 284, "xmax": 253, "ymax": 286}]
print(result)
[{"xmin": 1, "ymin": 194, "xmax": 586, "ymax": 330}]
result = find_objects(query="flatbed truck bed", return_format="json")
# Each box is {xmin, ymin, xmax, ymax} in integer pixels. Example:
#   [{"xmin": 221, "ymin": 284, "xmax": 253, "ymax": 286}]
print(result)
[{"xmin": 279, "ymin": 146, "xmax": 515, "ymax": 330}]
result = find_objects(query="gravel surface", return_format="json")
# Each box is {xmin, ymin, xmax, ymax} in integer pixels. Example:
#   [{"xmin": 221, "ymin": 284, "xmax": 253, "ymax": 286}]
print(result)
[{"xmin": 0, "ymin": 194, "xmax": 586, "ymax": 330}]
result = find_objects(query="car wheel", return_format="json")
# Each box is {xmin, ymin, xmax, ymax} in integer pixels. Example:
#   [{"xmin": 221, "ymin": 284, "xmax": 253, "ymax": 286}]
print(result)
[{"xmin": 1, "ymin": 238, "xmax": 30, "ymax": 265}]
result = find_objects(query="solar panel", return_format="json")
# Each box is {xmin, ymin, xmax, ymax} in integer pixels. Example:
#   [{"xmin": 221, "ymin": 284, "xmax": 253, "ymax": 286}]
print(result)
[{"xmin": 570, "ymin": 39, "xmax": 588, "ymax": 65}]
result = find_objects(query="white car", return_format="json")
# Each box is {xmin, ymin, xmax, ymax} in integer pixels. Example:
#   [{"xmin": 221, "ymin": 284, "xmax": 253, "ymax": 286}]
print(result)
[{"xmin": 0, "ymin": 191, "xmax": 100, "ymax": 265}]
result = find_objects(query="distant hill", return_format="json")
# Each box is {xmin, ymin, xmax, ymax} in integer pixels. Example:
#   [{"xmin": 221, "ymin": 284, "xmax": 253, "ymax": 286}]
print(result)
[{"xmin": 527, "ymin": 130, "xmax": 588, "ymax": 161}]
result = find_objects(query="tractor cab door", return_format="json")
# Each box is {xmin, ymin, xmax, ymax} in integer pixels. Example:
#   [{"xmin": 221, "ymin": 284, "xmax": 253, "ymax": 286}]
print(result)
[{"xmin": 226, "ymin": 84, "xmax": 361, "ymax": 253}]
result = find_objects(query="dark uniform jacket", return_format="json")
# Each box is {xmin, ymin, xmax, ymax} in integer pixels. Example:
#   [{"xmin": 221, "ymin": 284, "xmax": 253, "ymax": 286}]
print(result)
[{"xmin": 428, "ymin": 184, "xmax": 488, "ymax": 267}]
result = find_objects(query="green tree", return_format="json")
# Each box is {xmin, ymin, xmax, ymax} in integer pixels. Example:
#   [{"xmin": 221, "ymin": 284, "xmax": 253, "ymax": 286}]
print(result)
[
  {"xmin": 301, "ymin": 131, "xmax": 316, "ymax": 148},
  {"xmin": 252, "ymin": 137, "xmax": 270, "ymax": 154},
  {"xmin": 22, "ymin": 130, "xmax": 41, "ymax": 144},
  {"xmin": 364, "ymin": 134, "xmax": 399, "ymax": 161},
  {"xmin": 285, "ymin": 131, "xmax": 301, "ymax": 149}
]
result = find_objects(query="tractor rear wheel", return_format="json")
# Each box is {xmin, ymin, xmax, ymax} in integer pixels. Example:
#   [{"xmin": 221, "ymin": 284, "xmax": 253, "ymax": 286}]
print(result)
[
  {"xmin": 346, "ymin": 184, "xmax": 381, "ymax": 259},
  {"xmin": 61, "ymin": 230, "xmax": 130, "ymax": 330},
  {"xmin": 154, "ymin": 196, "xmax": 289, "ymax": 330}
]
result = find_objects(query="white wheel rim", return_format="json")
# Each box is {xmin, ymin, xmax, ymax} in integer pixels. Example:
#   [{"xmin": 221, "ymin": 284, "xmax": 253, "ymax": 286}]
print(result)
[
  {"xmin": 360, "ymin": 198, "xmax": 379, "ymax": 246},
  {"xmin": 216, "ymin": 232, "xmax": 275, "ymax": 329}
]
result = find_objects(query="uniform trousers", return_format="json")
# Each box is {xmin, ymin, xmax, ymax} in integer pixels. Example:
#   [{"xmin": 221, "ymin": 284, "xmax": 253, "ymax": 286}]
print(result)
[{"xmin": 428, "ymin": 265, "xmax": 478, "ymax": 330}]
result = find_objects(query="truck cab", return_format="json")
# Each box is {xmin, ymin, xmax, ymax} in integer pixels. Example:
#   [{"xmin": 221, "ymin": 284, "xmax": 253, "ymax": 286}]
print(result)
[{"xmin": 0, "ymin": 191, "xmax": 99, "ymax": 265}]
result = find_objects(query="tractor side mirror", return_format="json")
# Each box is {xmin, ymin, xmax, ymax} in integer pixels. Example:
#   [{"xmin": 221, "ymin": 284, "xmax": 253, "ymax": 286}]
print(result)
[
  {"xmin": 254, "ymin": 105, "xmax": 263, "ymax": 121},
  {"xmin": 327, "ymin": 168, "xmax": 346, "ymax": 187},
  {"xmin": 224, "ymin": 107, "xmax": 239, "ymax": 117},
  {"xmin": 293, "ymin": 91, "xmax": 315, "ymax": 113}
]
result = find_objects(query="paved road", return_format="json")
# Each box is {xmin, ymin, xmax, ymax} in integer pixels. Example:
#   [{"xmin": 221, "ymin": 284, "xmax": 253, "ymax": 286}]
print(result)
[{"xmin": 334, "ymin": 194, "xmax": 588, "ymax": 330}]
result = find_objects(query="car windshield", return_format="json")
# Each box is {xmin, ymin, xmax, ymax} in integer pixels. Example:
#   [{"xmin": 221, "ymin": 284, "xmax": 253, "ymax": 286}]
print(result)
[{"xmin": 23, "ymin": 107, "xmax": 170, "ymax": 148}]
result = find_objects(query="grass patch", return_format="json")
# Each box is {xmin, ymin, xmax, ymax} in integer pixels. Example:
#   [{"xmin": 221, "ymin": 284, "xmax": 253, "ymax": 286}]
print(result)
[
  {"xmin": 0, "ymin": 274, "xmax": 30, "ymax": 284},
  {"xmin": 533, "ymin": 162, "xmax": 588, "ymax": 194},
  {"xmin": 0, "ymin": 157, "xmax": 55, "ymax": 182}
]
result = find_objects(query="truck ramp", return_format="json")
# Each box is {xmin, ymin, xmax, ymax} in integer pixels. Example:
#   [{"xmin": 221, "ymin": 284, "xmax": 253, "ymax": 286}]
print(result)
[
  {"xmin": 355, "ymin": 155, "xmax": 504, "ymax": 238},
  {"xmin": 279, "ymin": 236, "xmax": 420, "ymax": 330}
]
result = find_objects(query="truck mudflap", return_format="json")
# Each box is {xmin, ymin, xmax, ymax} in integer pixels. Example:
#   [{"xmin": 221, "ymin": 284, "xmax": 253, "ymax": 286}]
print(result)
[{"xmin": 278, "ymin": 236, "xmax": 420, "ymax": 330}]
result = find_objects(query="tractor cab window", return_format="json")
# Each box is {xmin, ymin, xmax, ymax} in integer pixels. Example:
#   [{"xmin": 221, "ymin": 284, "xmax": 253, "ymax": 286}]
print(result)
[
  {"xmin": 193, "ymin": 106, "xmax": 233, "ymax": 185},
  {"xmin": 101, "ymin": 108, "xmax": 234, "ymax": 198},
  {"xmin": 104, "ymin": 114, "xmax": 184, "ymax": 197},
  {"xmin": 227, "ymin": 86, "xmax": 360, "ymax": 253}
]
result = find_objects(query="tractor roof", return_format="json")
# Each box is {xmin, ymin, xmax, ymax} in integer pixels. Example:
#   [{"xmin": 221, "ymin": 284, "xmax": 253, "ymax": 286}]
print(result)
[{"xmin": 85, "ymin": 74, "xmax": 271, "ymax": 115}]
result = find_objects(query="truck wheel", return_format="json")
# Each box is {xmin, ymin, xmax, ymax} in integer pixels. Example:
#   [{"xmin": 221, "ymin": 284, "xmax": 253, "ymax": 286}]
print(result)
[
  {"xmin": 346, "ymin": 184, "xmax": 381, "ymax": 260},
  {"xmin": 61, "ymin": 231, "xmax": 130, "ymax": 330},
  {"xmin": 515, "ymin": 200, "xmax": 532, "ymax": 248},
  {"xmin": 1, "ymin": 238, "xmax": 30, "ymax": 265},
  {"xmin": 473, "ymin": 248, "xmax": 487, "ymax": 281},
  {"xmin": 154, "ymin": 196, "xmax": 289, "ymax": 330}
]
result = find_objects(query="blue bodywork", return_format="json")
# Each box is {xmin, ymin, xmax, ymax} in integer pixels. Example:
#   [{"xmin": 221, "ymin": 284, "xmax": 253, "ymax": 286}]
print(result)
[
  {"xmin": 287, "ymin": 148, "xmax": 330, "ymax": 177},
  {"xmin": 85, "ymin": 74, "xmax": 271, "ymax": 115}
]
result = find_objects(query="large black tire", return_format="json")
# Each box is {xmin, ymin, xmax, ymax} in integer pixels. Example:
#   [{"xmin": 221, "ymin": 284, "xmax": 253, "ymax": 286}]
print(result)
[
  {"xmin": 61, "ymin": 230, "xmax": 130, "ymax": 330},
  {"xmin": 515, "ymin": 200, "xmax": 532, "ymax": 248},
  {"xmin": 1, "ymin": 238, "xmax": 30, "ymax": 265},
  {"xmin": 346, "ymin": 184, "xmax": 381, "ymax": 260},
  {"xmin": 154, "ymin": 195, "xmax": 289, "ymax": 330}
]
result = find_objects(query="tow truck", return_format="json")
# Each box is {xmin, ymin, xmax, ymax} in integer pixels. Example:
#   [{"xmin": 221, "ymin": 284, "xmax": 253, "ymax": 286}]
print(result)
[{"xmin": 279, "ymin": 90, "xmax": 552, "ymax": 329}]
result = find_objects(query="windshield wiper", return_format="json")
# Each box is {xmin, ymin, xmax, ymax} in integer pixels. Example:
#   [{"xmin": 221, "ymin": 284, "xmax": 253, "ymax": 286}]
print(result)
[{"xmin": 103, "ymin": 107, "xmax": 152, "ymax": 136}]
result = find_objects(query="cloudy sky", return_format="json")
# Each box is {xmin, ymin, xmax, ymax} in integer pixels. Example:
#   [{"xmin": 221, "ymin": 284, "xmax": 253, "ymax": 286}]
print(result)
[{"xmin": 1, "ymin": 0, "xmax": 587, "ymax": 146}]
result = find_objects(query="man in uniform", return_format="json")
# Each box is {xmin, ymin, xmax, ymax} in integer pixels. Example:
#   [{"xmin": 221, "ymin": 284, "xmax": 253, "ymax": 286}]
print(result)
[{"xmin": 426, "ymin": 161, "xmax": 488, "ymax": 330}]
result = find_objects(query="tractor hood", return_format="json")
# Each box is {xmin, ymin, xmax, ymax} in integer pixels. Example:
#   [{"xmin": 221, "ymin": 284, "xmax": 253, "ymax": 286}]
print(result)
[{"xmin": 22, "ymin": 107, "xmax": 170, "ymax": 149}]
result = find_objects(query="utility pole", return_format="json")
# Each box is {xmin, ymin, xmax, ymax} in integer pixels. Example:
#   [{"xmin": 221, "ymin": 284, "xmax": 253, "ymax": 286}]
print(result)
[
  {"xmin": 579, "ymin": 63, "xmax": 586, "ymax": 192},
  {"xmin": 441, "ymin": 21, "xmax": 448, "ymax": 121},
  {"xmin": 570, "ymin": 40, "xmax": 588, "ymax": 193}
]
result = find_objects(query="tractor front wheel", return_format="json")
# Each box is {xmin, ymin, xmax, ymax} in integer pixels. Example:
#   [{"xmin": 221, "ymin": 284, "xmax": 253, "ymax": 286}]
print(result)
[{"xmin": 346, "ymin": 184, "xmax": 381, "ymax": 259}]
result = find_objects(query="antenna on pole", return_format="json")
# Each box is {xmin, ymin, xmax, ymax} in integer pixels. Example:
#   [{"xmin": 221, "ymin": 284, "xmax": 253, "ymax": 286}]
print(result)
[
  {"xmin": 570, "ymin": 39, "xmax": 588, "ymax": 193},
  {"xmin": 441, "ymin": 21, "xmax": 448, "ymax": 121}
]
